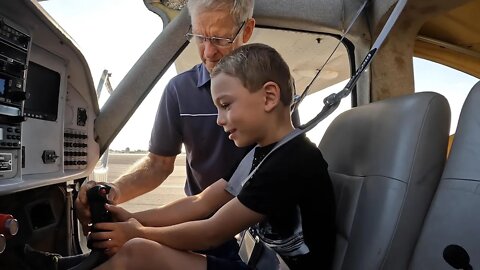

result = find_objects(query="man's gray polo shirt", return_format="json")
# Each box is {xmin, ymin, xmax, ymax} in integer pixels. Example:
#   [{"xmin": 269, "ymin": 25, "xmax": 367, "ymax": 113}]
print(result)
[{"xmin": 149, "ymin": 64, "xmax": 250, "ymax": 195}]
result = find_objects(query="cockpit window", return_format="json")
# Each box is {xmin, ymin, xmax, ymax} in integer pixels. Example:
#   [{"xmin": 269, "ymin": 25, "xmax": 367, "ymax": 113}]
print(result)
[
  {"xmin": 176, "ymin": 27, "xmax": 353, "ymax": 144},
  {"xmin": 414, "ymin": 57, "xmax": 479, "ymax": 134}
]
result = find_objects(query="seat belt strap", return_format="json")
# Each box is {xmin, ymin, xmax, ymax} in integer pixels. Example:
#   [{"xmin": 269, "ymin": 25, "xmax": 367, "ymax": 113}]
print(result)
[
  {"xmin": 227, "ymin": 0, "xmax": 408, "ymax": 196},
  {"xmin": 226, "ymin": 103, "xmax": 338, "ymax": 195}
]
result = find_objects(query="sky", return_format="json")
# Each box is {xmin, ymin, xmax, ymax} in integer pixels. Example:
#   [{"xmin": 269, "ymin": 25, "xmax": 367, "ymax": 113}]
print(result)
[
  {"xmin": 40, "ymin": 0, "xmax": 479, "ymax": 150},
  {"xmin": 412, "ymin": 58, "xmax": 477, "ymax": 133}
]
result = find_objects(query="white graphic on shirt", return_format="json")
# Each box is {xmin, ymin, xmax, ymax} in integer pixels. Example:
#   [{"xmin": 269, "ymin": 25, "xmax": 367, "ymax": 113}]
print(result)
[{"xmin": 253, "ymin": 206, "xmax": 310, "ymax": 257}]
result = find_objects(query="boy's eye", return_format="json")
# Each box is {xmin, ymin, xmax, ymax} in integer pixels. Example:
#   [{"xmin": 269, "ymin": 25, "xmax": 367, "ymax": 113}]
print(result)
[{"xmin": 220, "ymin": 103, "xmax": 230, "ymax": 109}]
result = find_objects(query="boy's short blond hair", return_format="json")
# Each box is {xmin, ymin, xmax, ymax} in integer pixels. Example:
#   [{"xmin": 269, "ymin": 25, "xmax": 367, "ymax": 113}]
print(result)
[{"xmin": 211, "ymin": 43, "xmax": 294, "ymax": 106}]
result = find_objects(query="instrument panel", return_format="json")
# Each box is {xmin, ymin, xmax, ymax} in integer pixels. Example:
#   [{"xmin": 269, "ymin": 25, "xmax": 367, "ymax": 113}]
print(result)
[{"xmin": 0, "ymin": 1, "xmax": 100, "ymax": 195}]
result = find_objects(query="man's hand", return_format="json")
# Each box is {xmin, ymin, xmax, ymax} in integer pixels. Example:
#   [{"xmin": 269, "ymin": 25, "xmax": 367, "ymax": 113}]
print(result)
[
  {"xmin": 75, "ymin": 180, "xmax": 120, "ymax": 235},
  {"xmin": 89, "ymin": 218, "xmax": 144, "ymax": 256}
]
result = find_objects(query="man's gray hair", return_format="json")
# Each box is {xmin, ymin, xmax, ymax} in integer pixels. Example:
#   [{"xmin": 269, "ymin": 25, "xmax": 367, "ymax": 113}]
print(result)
[{"xmin": 187, "ymin": 0, "xmax": 254, "ymax": 24}]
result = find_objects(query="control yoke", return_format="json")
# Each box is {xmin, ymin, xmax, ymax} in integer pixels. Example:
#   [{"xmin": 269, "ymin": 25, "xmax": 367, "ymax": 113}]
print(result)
[{"xmin": 68, "ymin": 184, "xmax": 112, "ymax": 270}]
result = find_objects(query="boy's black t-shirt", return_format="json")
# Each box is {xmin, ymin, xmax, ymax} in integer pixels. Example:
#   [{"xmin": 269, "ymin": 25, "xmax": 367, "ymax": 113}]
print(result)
[{"xmin": 236, "ymin": 134, "xmax": 335, "ymax": 269}]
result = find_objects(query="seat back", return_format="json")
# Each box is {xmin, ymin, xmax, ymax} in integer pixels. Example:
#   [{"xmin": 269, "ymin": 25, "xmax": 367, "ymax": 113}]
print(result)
[
  {"xmin": 319, "ymin": 92, "xmax": 450, "ymax": 270},
  {"xmin": 410, "ymin": 82, "xmax": 480, "ymax": 269}
]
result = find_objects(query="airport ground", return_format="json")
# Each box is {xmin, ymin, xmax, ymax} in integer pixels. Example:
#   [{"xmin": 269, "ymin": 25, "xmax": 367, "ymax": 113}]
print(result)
[{"xmin": 105, "ymin": 153, "xmax": 187, "ymax": 212}]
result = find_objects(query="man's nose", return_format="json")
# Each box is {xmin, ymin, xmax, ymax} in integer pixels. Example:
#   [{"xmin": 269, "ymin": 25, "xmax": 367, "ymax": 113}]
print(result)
[{"xmin": 203, "ymin": 40, "xmax": 218, "ymax": 58}]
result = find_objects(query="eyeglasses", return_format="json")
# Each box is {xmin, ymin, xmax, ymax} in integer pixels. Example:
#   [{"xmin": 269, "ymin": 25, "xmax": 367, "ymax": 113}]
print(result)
[{"xmin": 185, "ymin": 21, "xmax": 246, "ymax": 47}]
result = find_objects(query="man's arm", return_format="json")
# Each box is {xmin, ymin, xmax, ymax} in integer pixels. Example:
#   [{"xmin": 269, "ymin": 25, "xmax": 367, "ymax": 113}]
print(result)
[
  {"xmin": 75, "ymin": 152, "xmax": 175, "ymax": 234},
  {"xmin": 112, "ymin": 152, "xmax": 176, "ymax": 204}
]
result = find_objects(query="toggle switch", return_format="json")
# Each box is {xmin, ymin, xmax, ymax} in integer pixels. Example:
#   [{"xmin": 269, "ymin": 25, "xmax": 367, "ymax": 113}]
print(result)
[{"xmin": 0, "ymin": 234, "xmax": 5, "ymax": 254}]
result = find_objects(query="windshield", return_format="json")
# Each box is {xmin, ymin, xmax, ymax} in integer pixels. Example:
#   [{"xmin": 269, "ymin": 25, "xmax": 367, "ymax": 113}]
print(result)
[{"xmin": 41, "ymin": 0, "xmax": 167, "ymax": 151}]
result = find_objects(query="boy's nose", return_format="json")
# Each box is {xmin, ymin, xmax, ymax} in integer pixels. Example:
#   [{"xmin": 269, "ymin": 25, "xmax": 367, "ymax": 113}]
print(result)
[{"xmin": 216, "ymin": 113, "xmax": 226, "ymax": 126}]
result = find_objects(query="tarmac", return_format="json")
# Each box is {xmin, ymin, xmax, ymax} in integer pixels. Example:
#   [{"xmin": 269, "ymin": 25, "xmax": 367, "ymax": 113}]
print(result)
[{"xmin": 105, "ymin": 153, "xmax": 187, "ymax": 212}]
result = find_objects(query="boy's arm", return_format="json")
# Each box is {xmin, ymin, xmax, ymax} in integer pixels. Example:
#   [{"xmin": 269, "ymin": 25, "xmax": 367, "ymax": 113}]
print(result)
[
  {"xmin": 132, "ymin": 179, "xmax": 235, "ymax": 227},
  {"xmin": 140, "ymin": 196, "xmax": 264, "ymax": 251}
]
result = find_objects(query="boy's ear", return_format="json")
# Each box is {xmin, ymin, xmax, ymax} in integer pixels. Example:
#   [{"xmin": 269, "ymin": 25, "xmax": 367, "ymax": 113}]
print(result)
[{"xmin": 263, "ymin": 81, "xmax": 281, "ymax": 112}]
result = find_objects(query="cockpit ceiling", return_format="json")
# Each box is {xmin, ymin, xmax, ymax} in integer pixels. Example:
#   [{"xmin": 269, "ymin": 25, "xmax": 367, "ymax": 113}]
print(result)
[
  {"xmin": 147, "ymin": 0, "xmax": 480, "ymax": 79},
  {"xmin": 175, "ymin": 28, "xmax": 351, "ymax": 96},
  {"xmin": 415, "ymin": 0, "xmax": 480, "ymax": 78}
]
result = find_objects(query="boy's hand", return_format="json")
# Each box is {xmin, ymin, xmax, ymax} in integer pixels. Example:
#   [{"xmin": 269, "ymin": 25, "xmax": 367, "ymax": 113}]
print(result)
[
  {"xmin": 105, "ymin": 204, "xmax": 133, "ymax": 222},
  {"xmin": 90, "ymin": 218, "xmax": 144, "ymax": 256},
  {"xmin": 75, "ymin": 180, "xmax": 120, "ymax": 235}
]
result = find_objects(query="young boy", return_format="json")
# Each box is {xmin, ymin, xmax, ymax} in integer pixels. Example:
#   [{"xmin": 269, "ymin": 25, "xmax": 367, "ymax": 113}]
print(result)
[{"xmin": 91, "ymin": 43, "xmax": 336, "ymax": 270}]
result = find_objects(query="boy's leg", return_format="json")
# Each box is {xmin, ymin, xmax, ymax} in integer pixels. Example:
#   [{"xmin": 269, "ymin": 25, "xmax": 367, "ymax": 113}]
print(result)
[
  {"xmin": 93, "ymin": 238, "xmax": 248, "ymax": 270},
  {"xmin": 94, "ymin": 238, "xmax": 207, "ymax": 270}
]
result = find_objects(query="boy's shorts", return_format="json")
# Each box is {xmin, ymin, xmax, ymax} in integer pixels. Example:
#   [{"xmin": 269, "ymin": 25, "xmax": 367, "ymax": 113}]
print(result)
[
  {"xmin": 199, "ymin": 238, "xmax": 248, "ymax": 270},
  {"xmin": 206, "ymin": 256, "xmax": 249, "ymax": 270}
]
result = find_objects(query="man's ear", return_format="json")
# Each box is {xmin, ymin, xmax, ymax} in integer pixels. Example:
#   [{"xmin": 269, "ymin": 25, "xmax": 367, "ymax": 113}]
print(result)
[
  {"xmin": 263, "ymin": 81, "xmax": 281, "ymax": 112},
  {"xmin": 242, "ymin": 18, "xmax": 256, "ymax": 43}
]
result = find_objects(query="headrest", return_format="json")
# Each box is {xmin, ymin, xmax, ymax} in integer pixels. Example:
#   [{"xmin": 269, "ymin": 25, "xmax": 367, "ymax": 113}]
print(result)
[
  {"xmin": 442, "ymin": 81, "xmax": 480, "ymax": 182},
  {"xmin": 320, "ymin": 92, "xmax": 450, "ymax": 182}
]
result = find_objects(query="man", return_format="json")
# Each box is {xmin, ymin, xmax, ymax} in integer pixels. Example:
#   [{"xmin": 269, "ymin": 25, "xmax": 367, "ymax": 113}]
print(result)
[{"xmin": 76, "ymin": 0, "xmax": 256, "ymax": 232}]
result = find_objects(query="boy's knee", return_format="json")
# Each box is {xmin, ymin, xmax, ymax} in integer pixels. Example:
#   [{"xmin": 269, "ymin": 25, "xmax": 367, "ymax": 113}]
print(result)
[
  {"xmin": 119, "ymin": 238, "xmax": 165, "ymax": 264},
  {"xmin": 122, "ymin": 238, "xmax": 153, "ymax": 255}
]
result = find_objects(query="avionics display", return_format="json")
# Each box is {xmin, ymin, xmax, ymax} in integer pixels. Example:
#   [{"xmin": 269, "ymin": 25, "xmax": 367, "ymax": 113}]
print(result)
[{"xmin": 24, "ymin": 62, "xmax": 60, "ymax": 121}]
